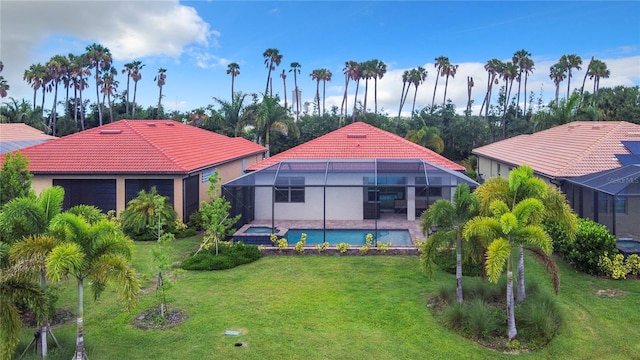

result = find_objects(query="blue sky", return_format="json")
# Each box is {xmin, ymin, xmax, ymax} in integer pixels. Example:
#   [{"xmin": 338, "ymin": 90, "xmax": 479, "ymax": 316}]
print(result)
[{"xmin": 2, "ymin": 1, "xmax": 639, "ymax": 117}]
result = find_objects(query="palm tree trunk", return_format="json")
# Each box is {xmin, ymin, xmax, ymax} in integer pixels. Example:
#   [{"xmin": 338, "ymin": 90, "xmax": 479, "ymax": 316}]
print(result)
[
  {"xmin": 73, "ymin": 278, "xmax": 86, "ymax": 360},
  {"xmin": 265, "ymin": 61, "xmax": 272, "ymax": 95},
  {"xmin": 95, "ymin": 64, "xmax": 102, "ymax": 126},
  {"xmin": 340, "ymin": 75, "xmax": 349, "ymax": 123},
  {"xmin": 132, "ymin": 81, "xmax": 138, "ymax": 119},
  {"xmin": 157, "ymin": 86, "xmax": 163, "ymax": 119},
  {"xmin": 397, "ymin": 82, "xmax": 407, "ymax": 125},
  {"xmin": 411, "ymin": 85, "xmax": 419, "ymax": 119},
  {"xmin": 37, "ymin": 271, "xmax": 48, "ymax": 357},
  {"xmin": 517, "ymin": 245, "xmax": 526, "ymax": 303},
  {"xmin": 442, "ymin": 74, "xmax": 450, "ymax": 108},
  {"xmin": 33, "ymin": 90, "xmax": 37, "ymax": 111},
  {"xmin": 506, "ymin": 257, "xmax": 517, "ymax": 340},
  {"xmin": 555, "ymin": 84, "xmax": 560, "ymax": 106},
  {"xmin": 431, "ymin": 73, "xmax": 440, "ymax": 111},
  {"xmin": 50, "ymin": 82, "xmax": 59, "ymax": 136},
  {"xmin": 322, "ymin": 80, "xmax": 326, "ymax": 116},
  {"xmin": 374, "ymin": 78, "xmax": 378, "ymax": 115},
  {"xmin": 363, "ymin": 79, "xmax": 369, "ymax": 114},
  {"xmin": 352, "ymin": 80, "xmax": 360, "ymax": 123},
  {"xmin": 315, "ymin": 80, "xmax": 320, "ymax": 116},
  {"xmin": 515, "ymin": 71, "xmax": 523, "ymax": 118},
  {"xmin": 523, "ymin": 74, "xmax": 529, "ymax": 116},
  {"xmin": 125, "ymin": 75, "xmax": 131, "ymax": 117},
  {"xmin": 283, "ymin": 77, "xmax": 288, "ymax": 110},
  {"xmin": 566, "ymin": 69, "xmax": 572, "ymax": 100},
  {"xmin": 456, "ymin": 236, "xmax": 463, "ymax": 304},
  {"xmin": 79, "ymin": 85, "xmax": 85, "ymax": 131},
  {"xmin": 108, "ymin": 92, "xmax": 114, "ymax": 123}
]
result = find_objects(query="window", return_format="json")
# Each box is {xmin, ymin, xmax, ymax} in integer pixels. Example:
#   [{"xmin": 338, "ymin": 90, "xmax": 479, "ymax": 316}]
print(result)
[
  {"xmin": 598, "ymin": 196, "xmax": 628, "ymax": 214},
  {"xmin": 275, "ymin": 177, "xmax": 305, "ymax": 203}
]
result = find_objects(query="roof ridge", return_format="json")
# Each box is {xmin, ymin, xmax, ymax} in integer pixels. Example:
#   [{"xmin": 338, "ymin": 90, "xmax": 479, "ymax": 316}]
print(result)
[
  {"xmin": 123, "ymin": 120, "xmax": 188, "ymax": 172},
  {"xmin": 556, "ymin": 121, "xmax": 623, "ymax": 174}
]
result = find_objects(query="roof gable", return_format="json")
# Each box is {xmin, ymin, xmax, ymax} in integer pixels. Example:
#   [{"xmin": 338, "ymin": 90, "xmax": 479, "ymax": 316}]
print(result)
[
  {"xmin": 472, "ymin": 121, "xmax": 640, "ymax": 177},
  {"xmin": 247, "ymin": 122, "xmax": 464, "ymax": 171},
  {"xmin": 4, "ymin": 120, "xmax": 266, "ymax": 174}
]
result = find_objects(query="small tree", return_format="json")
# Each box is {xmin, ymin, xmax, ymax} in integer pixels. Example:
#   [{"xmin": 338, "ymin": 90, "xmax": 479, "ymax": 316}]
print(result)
[
  {"xmin": 196, "ymin": 171, "xmax": 240, "ymax": 255},
  {"xmin": 0, "ymin": 151, "xmax": 33, "ymax": 208},
  {"xmin": 120, "ymin": 187, "xmax": 177, "ymax": 241}
]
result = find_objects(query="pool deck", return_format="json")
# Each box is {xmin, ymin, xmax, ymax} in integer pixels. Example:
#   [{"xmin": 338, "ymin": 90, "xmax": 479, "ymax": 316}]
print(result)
[{"xmin": 245, "ymin": 213, "xmax": 427, "ymax": 245}]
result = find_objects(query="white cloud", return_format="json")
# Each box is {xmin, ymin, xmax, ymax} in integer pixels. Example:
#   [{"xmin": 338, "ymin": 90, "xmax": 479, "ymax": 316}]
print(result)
[{"xmin": 1, "ymin": 0, "xmax": 213, "ymax": 101}]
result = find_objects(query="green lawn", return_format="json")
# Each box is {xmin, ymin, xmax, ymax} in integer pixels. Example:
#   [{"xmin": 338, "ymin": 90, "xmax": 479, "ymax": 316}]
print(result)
[{"xmin": 16, "ymin": 236, "xmax": 640, "ymax": 360}]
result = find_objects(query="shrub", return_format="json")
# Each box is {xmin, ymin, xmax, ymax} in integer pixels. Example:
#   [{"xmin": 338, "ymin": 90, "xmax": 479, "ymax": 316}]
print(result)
[
  {"xmin": 515, "ymin": 291, "xmax": 561, "ymax": 343},
  {"xmin": 464, "ymin": 278, "xmax": 503, "ymax": 303},
  {"xmin": 181, "ymin": 241, "xmax": 261, "ymax": 270},
  {"xmin": 465, "ymin": 299, "xmax": 503, "ymax": 339},
  {"xmin": 337, "ymin": 242, "xmax": 351, "ymax": 253},
  {"xmin": 376, "ymin": 241, "xmax": 392, "ymax": 253},
  {"xmin": 315, "ymin": 241, "xmax": 329, "ymax": 253},
  {"xmin": 360, "ymin": 233, "xmax": 374, "ymax": 254},
  {"xmin": 294, "ymin": 233, "xmax": 307, "ymax": 254},
  {"xmin": 599, "ymin": 252, "xmax": 640, "ymax": 279},
  {"xmin": 442, "ymin": 302, "xmax": 466, "ymax": 331},
  {"xmin": 550, "ymin": 218, "xmax": 617, "ymax": 275}
]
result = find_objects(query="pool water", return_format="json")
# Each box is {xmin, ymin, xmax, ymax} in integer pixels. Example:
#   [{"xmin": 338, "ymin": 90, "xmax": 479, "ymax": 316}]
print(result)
[
  {"xmin": 284, "ymin": 229, "xmax": 412, "ymax": 246},
  {"xmin": 244, "ymin": 226, "xmax": 278, "ymax": 234},
  {"xmin": 616, "ymin": 240, "xmax": 640, "ymax": 254}
]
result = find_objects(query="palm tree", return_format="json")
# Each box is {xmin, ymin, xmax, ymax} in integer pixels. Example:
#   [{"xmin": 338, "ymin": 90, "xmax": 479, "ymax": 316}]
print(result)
[
  {"xmin": 532, "ymin": 92, "xmax": 581, "ymax": 130},
  {"xmin": 351, "ymin": 62, "xmax": 363, "ymax": 122},
  {"xmin": 130, "ymin": 61, "xmax": 144, "ymax": 119},
  {"xmin": 0, "ymin": 258, "xmax": 45, "ymax": 360},
  {"xmin": 255, "ymin": 96, "xmax": 299, "ymax": 157},
  {"xmin": 559, "ymin": 54, "xmax": 582, "ymax": 100},
  {"xmin": 520, "ymin": 57, "xmax": 535, "ymax": 116},
  {"xmin": 340, "ymin": 61, "xmax": 358, "ymax": 122},
  {"xmin": 321, "ymin": 69, "xmax": 332, "ymax": 116},
  {"xmin": 263, "ymin": 48, "xmax": 283, "ymax": 96},
  {"xmin": 289, "ymin": 62, "xmax": 301, "ymax": 120},
  {"xmin": 396, "ymin": 70, "xmax": 411, "ymax": 125},
  {"xmin": 47, "ymin": 210, "xmax": 140, "ymax": 360},
  {"xmin": 550, "ymin": 63, "xmax": 567, "ymax": 105},
  {"xmin": 409, "ymin": 66, "xmax": 428, "ymax": 118},
  {"xmin": 154, "ymin": 68, "xmax": 167, "ymax": 119},
  {"xmin": 101, "ymin": 66, "xmax": 118, "ymax": 123},
  {"xmin": 226, "ymin": 62, "xmax": 240, "ymax": 100},
  {"xmin": 212, "ymin": 92, "xmax": 249, "ymax": 136},
  {"xmin": 122, "ymin": 62, "xmax": 135, "ymax": 117},
  {"xmin": 280, "ymin": 69, "xmax": 288, "ymax": 110},
  {"xmin": 431, "ymin": 56, "xmax": 449, "ymax": 111},
  {"xmin": 360, "ymin": 60, "xmax": 376, "ymax": 114},
  {"xmin": 373, "ymin": 59, "xmax": 387, "ymax": 115},
  {"xmin": 480, "ymin": 59, "xmax": 502, "ymax": 124},
  {"xmin": 588, "ymin": 59, "xmax": 610, "ymax": 106},
  {"xmin": 464, "ymin": 198, "xmax": 552, "ymax": 340},
  {"xmin": 85, "ymin": 43, "xmax": 112, "ymax": 126},
  {"xmin": 512, "ymin": 49, "xmax": 532, "ymax": 117},
  {"xmin": 23, "ymin": 63, "xmax": 46, "ymax": 111},
  {"xmin": 310, "ymin": 69, "xmax": 322, "ymax": 116},
  {"xmin": 68, "ymin": 54, "xmax": 90, "ymax": 127},
  {"xmin": 45, "ymin": 54, "xmax": 69, "ymax": 135},
  {"xmin": 420, "ymin": 184, "xmax": 477, "ymax": 303},
  {"xmin": 442, "ymin": 61, "xmax": 458, "ymax": 108},
  {"xmin": 405, "ymin": 120, "xmax": 444, "ymax": 154},
  {"xmin": 500, "ymin": 61, "xmax": 518, "ymax": 138}
]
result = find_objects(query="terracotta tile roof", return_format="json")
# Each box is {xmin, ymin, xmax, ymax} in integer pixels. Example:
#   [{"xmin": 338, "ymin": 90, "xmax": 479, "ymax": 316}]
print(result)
[
  {"xmin": 473, "ymin": 121, "xmax": 640, "ymax": 178},
  {"xmin": 0, "ymin": 123, "xmax": 56, "ymax": 153},
  {"xmin": 2, "ymin": 120, "xmax": 266, "ymax": 174},
  {"xmin": 246, "ymin": 122, "xmax": 465, "ymax": 171}
]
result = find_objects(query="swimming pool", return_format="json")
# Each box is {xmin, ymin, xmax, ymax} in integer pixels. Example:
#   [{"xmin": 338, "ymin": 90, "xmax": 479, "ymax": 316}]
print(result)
[
  {"xmin": 616, "ymin": 239, "xmax": 640, "ymax": 257},
  {"xmin": 243, "ymin": 226, "xmax": 279, "ymax": 234},
  {"xmin": 285, "ymin": 229, "xmax": 413, "ymax": 246}
]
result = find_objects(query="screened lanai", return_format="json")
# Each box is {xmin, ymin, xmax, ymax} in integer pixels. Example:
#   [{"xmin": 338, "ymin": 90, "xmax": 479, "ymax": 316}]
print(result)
[
  {"xmin": 563, "ymin": 164, "xmax": 640, "ymax": 240},
  {"xmin": 222, "ymin": 159, "xmax": 478, "ymax": 232}
]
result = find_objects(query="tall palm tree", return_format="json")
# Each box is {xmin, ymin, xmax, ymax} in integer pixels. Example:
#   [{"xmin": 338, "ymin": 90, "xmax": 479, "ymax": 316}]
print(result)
[
  {"xmin": 360, "ymin": 60, "xmax": 376, "ymax": 114},
  {"xmin": 532, "ymin": 92, "xmax": 581, "ymax": 131},
  {"xmin": 373, "ymin": 59, "xmax": 387, "ymax": 115},
  {"xmin": 121, "ymin": 62, "xmax": 135, "ymax": 117},
  {"xmin": 559, "ymin": 54, "xmax": 582, "ymax": 100},
  {"xmin": 45, "ymin": 54, "xmax": 69, "ymax": 135},
  {"xmin": 101, "ymin": 66, "xmax": 118, "ymax": 123},
  {"xmin": 588, "ymin": 59, "xmax": 610, "ymax": 106},
  {"xmin": 23, "ymin": 63, "xmax": 46, "ymax": 111},
  {"xmin": 263, "ymin": 48, "xmax": 283, "ymax": 96},
  {"xmin": 280, "ymin": 69, "xmax": 288, "ymax": 110},
  {"xmin": 85, "ymin": 43, "xmax": 112, "ymax": 126},
  {"xmin": 512, "ymin": 49, "xmax": 532, "ymax": 117},
  {"xmin": 289, "ymin": 62, "xmax": 301, "ymax": 120},
  {"xmin": 68, "ymin": 54, "xmax": 90, "ymax": 127},
  {"xmin": 549, "ymin": 63, "xmax": 567, "ymax": 105},
  {"xmin": 442, "ymin": 61, "xmax": 458, "ymax": 108},
  {"xmin": 154, "ymin": 68, "xmax": 167, "ymax": 119},
  {"xmin": 409, "ymin": 66, "xmax": 428, "ymax": 118},
  {"xmin": 255, "ymin": 96, "xmax": 299, "ymax": 157},
  {"xmin": 212, "ymin": 92, "xmax": 248, "ymax": 136},
  {"xmin": 350, "ymin": 62, "xmax": 363, "ymax": 122},
  {"xmin": 130, "ymin": 61, "xmax": 144, "ymax": 119},
  {"xmin": 464, "ymin": 197, "xmax": 552, "ymax": 340},
  {"xmin": 420, "ymin": 184, "xmax": 477, "ymax": 303},
  {"xmin": 405, "ymin": 117, "xmax": 444, "ymax": 153},
  {"xmin": 341, "ymin": 61, "xmax": 358, "ymax": 122},
  {"xmin": 47, "ymin": 211, "xmax": 140, "ymax": 360},
  {"xmin": 500, "ymin": 61, "xmax": 517, "ymax": 138},
  {"xmin": 226, "ymin": 62, "xmax": 240, "ymax": 100},
  {"xmin": 431, "ymin": 56, "xmax": 449, "ymax": 111},
  {"xmin": 520, "ymin": 57, "xmax": 535, "ymax": 116},
  {"xmin": 397, "ymin": 70, "xmax": 411, "ymax": 124},
  {"xmin": 321, "ymin": 69, "xmax": 332, "ymax": 116},
  {"xmin": 480, "ymin": 59, "xmax": 502, "ymax": 123},
  {"xmin": 310, "ymin": 69, "xmax": 322, "ymax": 116}
]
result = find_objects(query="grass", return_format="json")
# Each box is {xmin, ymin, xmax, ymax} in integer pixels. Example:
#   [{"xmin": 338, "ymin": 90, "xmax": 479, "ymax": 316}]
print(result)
[{"xmin": 15, "ymin": 236, "xmax": 640, "ymax": 360}]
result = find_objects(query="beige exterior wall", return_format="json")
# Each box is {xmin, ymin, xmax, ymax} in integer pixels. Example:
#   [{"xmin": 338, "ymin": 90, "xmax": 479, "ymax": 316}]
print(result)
[
  {"xmin": 30, "ymin": 153, "xmax": 264, "ymax": 221},
  {"xmin": 476, "ymin": 155, "xmax": 554, "ymax": 185}
]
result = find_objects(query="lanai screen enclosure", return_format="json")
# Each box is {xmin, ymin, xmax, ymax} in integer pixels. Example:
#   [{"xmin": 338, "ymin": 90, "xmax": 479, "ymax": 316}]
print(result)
[{"xmin": 222, "ymin": 159, "xmax": 478, "ymax": 231}]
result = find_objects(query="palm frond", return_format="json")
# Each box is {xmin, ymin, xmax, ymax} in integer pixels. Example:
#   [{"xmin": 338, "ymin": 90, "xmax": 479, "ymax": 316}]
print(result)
[
  {"xmin": 47, "ymin": 242, "xmax": 85, "ymax": 281},
  {"xmin": 474, "ymin": 177, "xmax": 509, "ymax": 215},
  {"xmin": 463, "ymin": 216, "xmax": 500, "ymax": 241},
  {"xmin": 0, "ymin": 298, "xmax": 22, "ymax": 360},
  {"xmin": 421, "ymin": 200, "xmax": 455, "ymax": 233},
  {"xmin": 9, "ymin": 234, "xmax": 60, "ymax": 263},
  {"xmin": 517, "ymin": 225, "xmax": 553, "ymax": 255},
  {"xmin": 36, "ymin": 185, "xmax": 64, "ymax": 223},
  {"xmin": 528, "ymin": 247, "xmax": 560, "ymax": 294},
  {"xmin": 486, "ymin": 238, "xmax": 511, "ymax": 283},
  {"xmin": 512, "ymin": 198, "xmax": 545, "ymax": 225}
]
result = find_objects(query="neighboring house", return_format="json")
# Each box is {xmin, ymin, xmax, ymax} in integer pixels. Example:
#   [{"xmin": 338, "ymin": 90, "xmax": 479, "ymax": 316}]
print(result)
[
  {"xmin": 2, "ymin": 120, "xmax": 266, "ymax": 221},
  {"xmin": 0, "ymin": 123, "xmax": 56, "ymax": 154},
  {"xmin": 473, "ymin": 121, "xmax": 640, "ymax": 239},
  {"xmin": 223, "ymin": 122, "xmax": 477, "ymax": 227}
]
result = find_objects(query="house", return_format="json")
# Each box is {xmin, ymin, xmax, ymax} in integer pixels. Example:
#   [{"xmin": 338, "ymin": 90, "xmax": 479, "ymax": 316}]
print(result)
[
  {"xmin": 473, "ymin": 121, "xmax": 640, "ymax": 239},
  {"xmin": 223, "ymin": 122, "xmax": 477, "ymax": 230},
  {"xmin": 2, "ymin": 120, "xmax": 266, "ymax": 221},
  {"xmin": 0, "ymin": 123, "xmax": 56, "ymax": 154}
]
